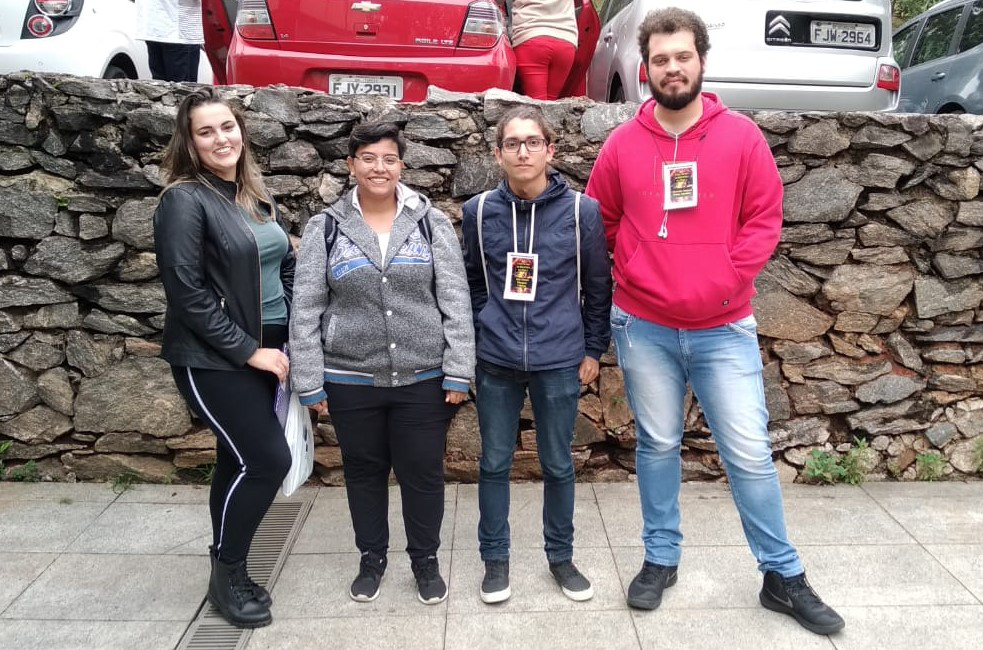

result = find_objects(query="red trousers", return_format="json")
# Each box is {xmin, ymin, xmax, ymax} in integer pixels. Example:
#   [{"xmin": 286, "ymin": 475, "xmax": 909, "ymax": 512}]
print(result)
[{"xmin": 514, "ymin": 36, "xmax": 576, "ymax": 101}]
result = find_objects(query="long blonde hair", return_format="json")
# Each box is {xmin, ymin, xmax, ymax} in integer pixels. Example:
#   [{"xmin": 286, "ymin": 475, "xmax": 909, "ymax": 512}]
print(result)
[{"xmin": 160, "ymin": 87, "xmax": 270, "ymax": 222}]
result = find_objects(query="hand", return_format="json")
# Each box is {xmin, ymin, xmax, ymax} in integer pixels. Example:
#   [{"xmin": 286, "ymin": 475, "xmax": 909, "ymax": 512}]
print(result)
[
  {"xmin": 445, "ymin": 390, "xmax": 469, "ymax": 404},
  {"xmin": 579, "ymin": 357, "xmax": 599, "ymax": 385},
  {"xmin": 246, "ymin": 348, "xmax": 289, "ymax": 383},
  {"xmin": 307, "ymin": 399, "xmax": 328, "ymax": 416}
]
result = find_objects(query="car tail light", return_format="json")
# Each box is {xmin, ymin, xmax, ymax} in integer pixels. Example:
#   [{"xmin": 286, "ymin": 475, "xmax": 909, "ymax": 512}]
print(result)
[
  {"xmin": 26, "ymin": 14, "xmax": 54, "ymax": 37},
  {"xmin": 34, "ymin": 0, "xmax": 71, "ymax": 15},
  {"xmin": 459, "ymin": 1, "xmax": 505, "ymax": 49},
  {"xmin": 639, "ymin": 62, "xmax": 648, "ymax": 83},
  {"xmin": 876, "ymin": 64, "xmax": 900, "ymax": 92},
  {"xmin": 236, "ymin": 0, "xmax": 276, "ymax": 40}
]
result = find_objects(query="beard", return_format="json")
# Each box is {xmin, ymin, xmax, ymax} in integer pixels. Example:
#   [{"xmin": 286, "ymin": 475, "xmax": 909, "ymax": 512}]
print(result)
[{"xmin": 649, "ymin": 68, "xmax": 704, "ymax": 110}]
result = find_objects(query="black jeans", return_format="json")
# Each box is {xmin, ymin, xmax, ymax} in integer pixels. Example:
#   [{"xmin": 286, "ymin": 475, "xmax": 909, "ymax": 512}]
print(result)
[
  {"xmin": 171, "ymin": 325, "xmax": 291, "ymax": 563},
  {"xmin": 146, "ymin": 41, "xmax": 201, "ymax": 82},
  {"xmin": 328, "ymin": 379, "xmax": 457, "ymax": 561}
]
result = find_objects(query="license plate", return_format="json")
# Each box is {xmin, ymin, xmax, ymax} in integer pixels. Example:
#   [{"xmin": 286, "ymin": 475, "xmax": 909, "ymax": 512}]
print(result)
[
  {"xmin": 329, "ymin": 75, "xmax": 403, "ymax": 100},
  {"xmin": 810, "ymin": 21, "xmax": 876, "ymax": 49}
]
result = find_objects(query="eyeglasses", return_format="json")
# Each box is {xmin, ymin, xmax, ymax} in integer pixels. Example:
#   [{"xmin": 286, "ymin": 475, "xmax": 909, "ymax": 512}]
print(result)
[
  {"xmin": 501, "ymin": 137, "xmax": 547, "ymax": 153},
  {"xmin": 354, "ymin": 153, "xmax": 401, "ymax": 167}
]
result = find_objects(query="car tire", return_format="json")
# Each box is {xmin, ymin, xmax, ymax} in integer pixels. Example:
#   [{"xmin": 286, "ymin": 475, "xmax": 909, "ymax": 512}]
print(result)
[{"xmin": 103, "ymin": 64, "xmax": 130, "ymax": 80}]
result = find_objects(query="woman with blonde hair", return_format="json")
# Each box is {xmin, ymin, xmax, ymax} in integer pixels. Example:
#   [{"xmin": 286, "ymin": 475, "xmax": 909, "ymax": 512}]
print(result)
[{"xmin": 154, "ymin": 86, "xmax": 294, "ymax": 628}]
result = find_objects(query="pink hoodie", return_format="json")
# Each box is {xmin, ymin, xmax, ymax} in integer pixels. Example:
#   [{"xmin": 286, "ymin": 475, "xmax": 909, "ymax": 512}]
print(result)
[{"xmin": 586, "ymin": 93, "xmax": 783, "ymax": 330}]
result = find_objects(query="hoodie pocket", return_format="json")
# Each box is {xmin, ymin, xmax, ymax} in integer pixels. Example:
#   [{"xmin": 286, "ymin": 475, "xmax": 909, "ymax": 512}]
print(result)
[{"xmin": 622, "ymin": 241, "xmax": 751, "ymax": 323}]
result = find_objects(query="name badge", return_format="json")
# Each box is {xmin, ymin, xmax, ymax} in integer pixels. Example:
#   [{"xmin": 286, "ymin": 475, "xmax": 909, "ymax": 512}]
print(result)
[
  {"xmin": 663, "ymin": 161, "xmax": 698, "ymax": 210},
  {"xmin": 504, "ymin": 252, "xmax": 538, "ymax": 302}
]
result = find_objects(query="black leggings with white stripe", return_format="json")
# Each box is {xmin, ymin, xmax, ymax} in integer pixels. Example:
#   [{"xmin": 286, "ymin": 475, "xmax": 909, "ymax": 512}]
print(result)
[{"xmin": 171, "ymin": 325, "xmax": 291, "ymax": 564}]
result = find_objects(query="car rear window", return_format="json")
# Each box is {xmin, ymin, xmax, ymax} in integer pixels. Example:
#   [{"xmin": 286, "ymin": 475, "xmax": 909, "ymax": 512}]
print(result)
[
  {"xmin": 893, "ymin": 23, "xmax": 919, "ymax": 69},
  {"xmin": 910, "ymin": 7, "xmax": 963, "ymax": 66},
  {"xmin": 958, "ymin": 0, "xmax": 983, "ymax": 52}
]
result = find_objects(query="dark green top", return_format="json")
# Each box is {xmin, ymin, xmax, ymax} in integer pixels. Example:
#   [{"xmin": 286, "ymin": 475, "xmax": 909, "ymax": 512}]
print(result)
[{"xmin": 243, "ymin": 211, "xmax": 289, "ymax": 326}]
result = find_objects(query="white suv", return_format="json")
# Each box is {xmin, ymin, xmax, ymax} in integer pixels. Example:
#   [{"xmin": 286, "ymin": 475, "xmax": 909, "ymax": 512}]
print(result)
[
  {"xmin": 0, "ymin": 0, "xmax": 212, "ymax": 81},
  {"xmin": 588, "ymin": 0, "xmax": 900, "ymax": 111}
]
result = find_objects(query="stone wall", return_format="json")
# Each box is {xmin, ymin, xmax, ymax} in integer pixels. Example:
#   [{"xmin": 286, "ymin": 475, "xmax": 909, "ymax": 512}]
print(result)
[{"xmin": 1, "ymin": 73, "xmax": 981, "ymax": 485}]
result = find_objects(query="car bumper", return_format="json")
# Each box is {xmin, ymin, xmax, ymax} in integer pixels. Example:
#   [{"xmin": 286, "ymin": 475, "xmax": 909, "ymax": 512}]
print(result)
[
  {"xmin": 228, "ymin": 38, "xmax": 515, "ymax": 102},
  {"xmin": 703, "ymin": 81, "xmax": 899, "ymax": 112},
  {"xmin": 0, "ymin": 37, "xmax": 110, "ymax": 78}
]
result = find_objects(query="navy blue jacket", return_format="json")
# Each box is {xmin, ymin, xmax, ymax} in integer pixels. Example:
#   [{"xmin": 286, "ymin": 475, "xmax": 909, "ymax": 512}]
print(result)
[{"xmin": 461, "ymin": 171, "xmax": 612, "ymax": 371}]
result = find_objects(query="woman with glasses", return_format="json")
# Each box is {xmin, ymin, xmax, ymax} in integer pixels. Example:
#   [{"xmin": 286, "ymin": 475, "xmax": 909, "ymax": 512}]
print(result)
[{"xmin": 289, "ymin": 122, "xmax": 475, "ymax": 605}]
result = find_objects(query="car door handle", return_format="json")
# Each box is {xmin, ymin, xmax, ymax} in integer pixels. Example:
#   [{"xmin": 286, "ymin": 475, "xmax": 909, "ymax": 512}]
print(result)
[
  {"xmin": 932, "ymin": 72, "xmax": 947, "ymax": 81},
  {"xmin": 603, "ymin": 33, "xmax": 613, "ymax": 43}
]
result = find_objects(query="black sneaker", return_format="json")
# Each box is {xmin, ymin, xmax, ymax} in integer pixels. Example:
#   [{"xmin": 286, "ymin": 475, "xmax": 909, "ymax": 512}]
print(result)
[
  {"xmin": 627, "ymin": 561, "xmax": 678, "ymax": 610},
  {"xmin": 411, "ymin": 555, "xmax": 448, "ymax": 605},
  {"xmin": 480, "ymin": 560, "xmax": 511, "ymax": 604},
  {"xmin": 549, "ymin": 560, "xmax": 594, "ymax": 602},
  {"xmin": 760, "ymin": 571, "xmax": 845, "ymax": 635},
  {"xmin": 349, "ymin": 552, "xmax": 386, "ymax": 602}
]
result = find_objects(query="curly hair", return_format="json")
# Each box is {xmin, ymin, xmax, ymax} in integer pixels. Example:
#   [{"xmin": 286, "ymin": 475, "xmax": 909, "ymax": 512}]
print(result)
[{"xmin": 637, "ymin": 7, "xmax": 711, "ymax": 64}]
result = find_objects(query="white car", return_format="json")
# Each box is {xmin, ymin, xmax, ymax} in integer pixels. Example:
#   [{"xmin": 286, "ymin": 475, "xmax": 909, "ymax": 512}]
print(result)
[
  {"xmin": 588, "ymin": 0, "xmax": 900, "ymax": 111},
  {"xmin": 0, "ymin": 0, "xmax": 212, "ymax": 81}
]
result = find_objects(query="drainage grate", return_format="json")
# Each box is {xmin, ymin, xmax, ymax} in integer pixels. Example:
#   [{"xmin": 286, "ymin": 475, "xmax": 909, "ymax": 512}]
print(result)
[{"xmin": 176, "ymin": 496, "xmax": 314, "ymax": 650}]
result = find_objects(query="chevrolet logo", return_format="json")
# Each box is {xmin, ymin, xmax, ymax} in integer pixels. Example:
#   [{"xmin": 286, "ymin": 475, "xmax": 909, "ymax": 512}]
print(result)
[
  {"xmin": 768, "ymin": 16, "xmax": 791, "ymax": 37},
  {"xmin": 351, "ymin": 1, "xmax": 381, "ymax": 11}
]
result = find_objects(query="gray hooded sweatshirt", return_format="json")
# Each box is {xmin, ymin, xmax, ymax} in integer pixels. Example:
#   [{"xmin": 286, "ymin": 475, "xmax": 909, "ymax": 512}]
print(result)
[{"xmin": 290, "ymin": 185, "xmax": 475, "ymax": 405}]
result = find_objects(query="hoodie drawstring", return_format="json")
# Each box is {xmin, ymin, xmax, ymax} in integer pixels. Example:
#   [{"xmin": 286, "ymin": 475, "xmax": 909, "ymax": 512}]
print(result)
[{"xmin": 658, "ymin": 133, "xmax": 681, "ymax": 240}]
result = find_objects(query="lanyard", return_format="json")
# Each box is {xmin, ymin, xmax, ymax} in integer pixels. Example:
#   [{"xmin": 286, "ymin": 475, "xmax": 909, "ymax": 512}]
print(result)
[{"xmin": 511, "ymin": 202, "xmax": 537, "ymax": 254}]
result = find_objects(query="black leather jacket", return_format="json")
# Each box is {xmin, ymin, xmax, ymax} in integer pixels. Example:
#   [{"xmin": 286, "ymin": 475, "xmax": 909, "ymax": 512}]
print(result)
[{"xmin": 153, "ymin": 175, "xmax": 295, "ymax": 370}]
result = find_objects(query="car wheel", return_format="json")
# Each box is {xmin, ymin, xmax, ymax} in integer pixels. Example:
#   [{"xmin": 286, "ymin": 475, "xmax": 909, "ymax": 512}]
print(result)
[
  {"xmin": 103, "ymin": 64, "xmax": 129, "ymax": 80},
  {"xmin": 610, "ymin": 81, "xmax": 625, "ymax": 103}
]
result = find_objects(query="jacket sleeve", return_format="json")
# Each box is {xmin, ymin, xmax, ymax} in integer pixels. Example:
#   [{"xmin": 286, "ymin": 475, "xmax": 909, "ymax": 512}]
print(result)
[
  {"xmin": 153, "ymin": 186, "xmax": 258, "ymax": 366},
  {"xmin": 585, "ymin": 143, "xmax": 624, "ymax": 253},
  {"xmin": 730, "ymin": 134, "xmax": 783, "ymax": 284},
  {"xmin": 429, "ymin": 207, "xmax": 476, "ymax": 392},
  {"xmin": 579, "ymin": 196, "xmax": 613, "ymax": 360},
  {"xmin": 288, "ymin": 213, "xmax": 331, "ymax": 406},
  {"xmin": 460, "ymin": 197, "xmax": 487, "ymax": 333}
]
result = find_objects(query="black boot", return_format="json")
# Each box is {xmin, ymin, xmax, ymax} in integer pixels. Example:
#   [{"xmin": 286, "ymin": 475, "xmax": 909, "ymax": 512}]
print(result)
[
  {"xmin": 209, "ymin": 547, "xmax": 271, "ymax": 607},
  {"xmin": 207, "ymin": 553, "xmax": 272, "ymax": 628}
]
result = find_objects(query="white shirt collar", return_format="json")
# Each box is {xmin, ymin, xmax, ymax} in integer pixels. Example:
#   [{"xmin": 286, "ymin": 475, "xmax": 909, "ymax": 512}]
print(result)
[{"xmin": 351, "ymin": 183, "xmax": 419, "ymax": 220}]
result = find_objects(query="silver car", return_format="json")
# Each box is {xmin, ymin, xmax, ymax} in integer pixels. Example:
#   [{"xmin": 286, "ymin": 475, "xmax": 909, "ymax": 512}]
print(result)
[
  {"xmin": 893, "ymin": 0, "xmax": 983, "ymax": 114},
  {"xmin": 587, "ymin": 0, "xmax": 900, "ymax": 111}
]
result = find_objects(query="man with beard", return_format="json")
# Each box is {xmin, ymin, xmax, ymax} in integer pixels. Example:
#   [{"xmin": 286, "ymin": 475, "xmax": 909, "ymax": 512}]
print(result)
[{"xmin": 585, "ymin": 7, "xmax": 844, "ymax": 636}]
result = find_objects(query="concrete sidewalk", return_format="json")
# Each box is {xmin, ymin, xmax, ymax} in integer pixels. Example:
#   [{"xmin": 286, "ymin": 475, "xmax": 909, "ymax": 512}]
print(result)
[{"xmin": 1, "ymin": 480, "xmax": 981, "ymax": 649}]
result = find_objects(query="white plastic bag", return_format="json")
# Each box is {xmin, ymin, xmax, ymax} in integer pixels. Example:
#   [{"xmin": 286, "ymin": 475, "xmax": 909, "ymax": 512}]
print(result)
[{"xmin": 281, "ymin": 390, "xmax": 315, "ymax": 496}]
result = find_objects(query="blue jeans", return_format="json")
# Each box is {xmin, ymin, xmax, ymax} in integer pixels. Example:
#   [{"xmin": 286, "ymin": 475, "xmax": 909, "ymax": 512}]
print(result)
[
  {"xmin": 476, "ymin": 361, "xmax": 580, "ymax": 564},
  {"xmin": 611, "ymin": 305, "xmax": 803, "ymax": 577}
]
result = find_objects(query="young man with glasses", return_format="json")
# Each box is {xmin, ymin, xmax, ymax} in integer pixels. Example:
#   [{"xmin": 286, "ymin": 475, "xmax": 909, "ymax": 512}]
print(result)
[
  {"xmin": 461, "ymin": 105, "xmax": 612, "ymax": 604},
  {"xmin": 585, "ymin": 8, "xmax": 844, "ymax": 635}
]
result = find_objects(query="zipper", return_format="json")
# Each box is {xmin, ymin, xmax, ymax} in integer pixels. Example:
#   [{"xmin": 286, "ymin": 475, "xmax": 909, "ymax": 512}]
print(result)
[
  {"xmin": 521, "ymin": 206, "xmax": 530, "ymax": 370},
  {"xmin": 235, "ymin": 200, "xmax": 264, "ymax": 348},
  {"xmin": 220, "ymin": 297, "xmax": 226, "ymax": 311}
]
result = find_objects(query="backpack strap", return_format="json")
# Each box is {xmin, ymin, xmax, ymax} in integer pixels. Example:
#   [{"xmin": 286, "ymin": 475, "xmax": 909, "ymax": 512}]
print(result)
[
  {"xmin": 476, "ymin": 191, "xmax": 491, "ymax": 297},
  {"xmin": 575, "ymin": 191, "xmax": 582, "ymax": 306},
  {"xmin": 322, "ymin": 214, "xmax": 337, "ymax": 283}
]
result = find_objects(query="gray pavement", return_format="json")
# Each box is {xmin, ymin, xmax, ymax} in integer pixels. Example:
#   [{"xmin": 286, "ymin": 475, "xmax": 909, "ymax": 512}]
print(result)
[{"xmin": 1, "ymin": 480, "xmax": 981, "ymax": 649}]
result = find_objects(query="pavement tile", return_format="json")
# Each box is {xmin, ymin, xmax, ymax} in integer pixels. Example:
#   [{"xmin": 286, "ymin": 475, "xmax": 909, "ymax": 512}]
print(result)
[
  {"xmin": 0, "ymin": 482, "xmax": 117, "ymax": 503},
  {"xmin": 447, "ymin": 546, "xmax": 624, "ymax": 614},
  {"xmin": 862, "ymin": 481, "xmax": 983, "ymax": 499},
  {"xmin": 925, "ymin": 545, "xmax": 983, "ymax": 603},
  {"xmin": 293, "ymin": 485, "xmax": 457, "ymax": 554},
  {"xmin": 831, "ymin": 605, "xmax": 983, "ymax": 650},
  {"xmin": 452, "ymin": 487, "xmax": 607, "ymax": 551},
  {"xmin": 631, "ymin": 608, "xmax": 836, "ymax": 649},
  {"xmin": 249, "ymin": 615, "xmax": 446, "ymax": 649},
  {"xmin": 0, "ymin": 553, "xmax": 56, "ymax": 614},
  {"xmin": 67, "ymin": 502, "xmax": 212, "ymax": 555},
  {"xmin": 611, "ymin": 546, "xmax": 761, "ymax": 610},
  {"xmin": 865, "ymin": 494, "xmax": 983, "ymax": 544},
  {"xmin": 784, "ymin": 492, "xmax": 915, "ymax": 546},
  {"xmin": 797, "ymin": 545, "xmax": 979, "ymax": 607},
  {"xmin": 596, "ymin": 485, "xmax": 748, "ymax": 547},
  {"xmin": 113, "ymin": 484, "xmax": 212, "ymax": 504},
  {"xmin": 1, "ymin": 554, "xmax": 207, "ymax": 621},
  {"xmin": 0, "ymin": 499, "xmax": 107, "ymax": 552},
  {"xmin": 0, "ymin": 621, "xmax": 186, "ymax": 650},
  {"xmin": 444, "ymin": 611, "xmax": 641, "ymax": 650},
  {"xmin": 269, "ymin": 551, "xmax": 450, "ymax": 618}
]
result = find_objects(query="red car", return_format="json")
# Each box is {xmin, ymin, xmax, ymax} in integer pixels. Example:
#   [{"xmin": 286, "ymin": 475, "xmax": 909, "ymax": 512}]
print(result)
[{"xmin": 202, "ymin": 0, "xmax": 516, "ymax": 102}]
